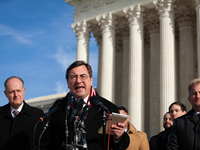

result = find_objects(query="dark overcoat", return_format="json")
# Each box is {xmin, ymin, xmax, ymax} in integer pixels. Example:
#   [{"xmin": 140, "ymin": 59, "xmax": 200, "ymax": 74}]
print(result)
[
  {"xmin": 149, "ymin": 127, "xmax": 171, "ymax": 150},
  {"xmin": 168, "ymin": 109, "xmax": 200, "ymax": 150},
  {"xmin": 42, "ymin": 93, "xmax": 130, "ymax": 150},
  {"xmin": 0, "ymin": 101, "xmax": 44, "ymax": 150}
]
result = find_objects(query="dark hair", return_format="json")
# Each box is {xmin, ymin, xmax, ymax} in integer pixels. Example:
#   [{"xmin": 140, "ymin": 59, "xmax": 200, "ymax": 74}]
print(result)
[
  {"xmin": 163, "ymin": 112, "xmax": 170, "ymax": 119},
  {"xmin": 168, "ymin": 102, "xmax": 187, "ymax": 112},
  {"xmin": 66, "ymin": 61, "xmax": 93, "ymax": 79},
  {"xmin": 4, "ymin": 76, "xmax": 24, "ymax": 90},
  {"xmin": 118, "ymin": 106, "xmax": 129, "ymax": 114}
]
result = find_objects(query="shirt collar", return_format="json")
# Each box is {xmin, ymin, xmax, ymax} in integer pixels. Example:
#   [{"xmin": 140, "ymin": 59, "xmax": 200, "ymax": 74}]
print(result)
[{"xmin": 10, "ymin": 102, "xmax": 24, "ymax": 113}]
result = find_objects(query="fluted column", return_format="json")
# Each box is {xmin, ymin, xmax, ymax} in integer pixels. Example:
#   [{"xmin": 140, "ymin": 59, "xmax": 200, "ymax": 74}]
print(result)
[
  {"xmin": 146, "ymin": 14, "xmax": 160, "ymax": 136},
  {"xmin": 96, "ymin": 13, "xmax": 115, "ymax": 102},
  {"xmin": 177, "ymin": 6, "xmax": 195, "ymax": 108},
  {"xmin": 122, "ymin": 29, "xmax": 129, "ymax": 109},
  {"xmin": 115, "ymin": 34, "xmax": 123, "ymax": 105},
  {"xmin": 72, "ymin": 20, "xmax": 90, "ymax": 63},
  {"xmin": 155, "ymin": 0, "xmax": 176, "ymax": 131},
  {"xmin": 124, "ymin": 5, "xmax": 144, "ymax": 131},
  {"xmin": 195, "ymin": 0, "xmax": 200, "ymax": 77}
]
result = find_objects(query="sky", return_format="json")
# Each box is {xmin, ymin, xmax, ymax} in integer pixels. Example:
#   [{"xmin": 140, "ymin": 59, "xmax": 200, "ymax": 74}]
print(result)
[{"xmin": 0, "ymin": 0, "xmax": 98, "ymax": 106}]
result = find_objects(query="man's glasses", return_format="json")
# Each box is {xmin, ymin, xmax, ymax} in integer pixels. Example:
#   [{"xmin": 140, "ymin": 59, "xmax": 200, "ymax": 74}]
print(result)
[{"xmin": 69, "ymin": 74, "xmax": 89, "ymax": 82}]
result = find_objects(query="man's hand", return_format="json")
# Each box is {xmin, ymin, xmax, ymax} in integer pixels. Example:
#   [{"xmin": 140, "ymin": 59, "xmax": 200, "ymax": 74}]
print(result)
[{"xmin": 110, "ymin": 122, "xmax": 126, "ymax": 141}]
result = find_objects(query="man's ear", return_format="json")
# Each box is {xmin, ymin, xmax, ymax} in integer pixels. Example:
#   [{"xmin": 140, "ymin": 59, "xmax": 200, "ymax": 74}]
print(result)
[
  {"xmin": 4, "ymin": 91, "xmax": 8, "ymax": 98},
  {"xmin": 188, "ymin": 96, "xmax": 191, "ymax": 103},
  {"xmin": 67, "ymin": 79, "xmax": 69, "ymax": 88}
]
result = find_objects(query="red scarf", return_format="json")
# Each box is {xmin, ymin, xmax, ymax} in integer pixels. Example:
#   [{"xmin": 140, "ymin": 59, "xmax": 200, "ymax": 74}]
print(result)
[{"xmin": 86, "ymin": 87, "xmax": 96, "ymax": 106}]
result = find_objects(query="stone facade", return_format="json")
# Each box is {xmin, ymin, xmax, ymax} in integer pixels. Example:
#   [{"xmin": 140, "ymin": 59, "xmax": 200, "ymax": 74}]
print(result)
[
  {"xmin": 27, "ymin": 0, "xmax": 199, "ymax": 139},
  {"xmin": 66, "ymin": 0, "xmax": 199, "ymax": 138}
]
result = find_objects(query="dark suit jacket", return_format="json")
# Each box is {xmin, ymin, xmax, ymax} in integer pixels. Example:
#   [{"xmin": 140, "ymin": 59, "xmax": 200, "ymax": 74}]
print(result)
[
  {"xmin": 0, "ymin": 101, "xmax": 44, "ymax": 150},
  {"xmin": 43, "ymin": 93, "xmax": 129, "ymax": 150},
  {"xmin": 149, "ymin": 127, "xmax": 171, "ymax": 150},
  {"xmin": 168, "ymin": 109, "xmax": 200, "ymax": 150}
]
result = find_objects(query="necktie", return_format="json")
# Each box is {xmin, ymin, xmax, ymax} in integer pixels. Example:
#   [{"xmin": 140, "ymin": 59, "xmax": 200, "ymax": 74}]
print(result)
[{"xmin": 13, "ymin": 110, "xmax": 19, "ymax": 118}]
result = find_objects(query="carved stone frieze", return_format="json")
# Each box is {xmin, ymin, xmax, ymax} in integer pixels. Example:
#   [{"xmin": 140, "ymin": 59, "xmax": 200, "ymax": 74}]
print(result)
[
  {"xmin": 80, "ymin": 1, "xmax": 91, "ymax": 12},
  {"xmin": 67, "ymin": 0, "xmax": 125, "ymax": 15},
  {"xmin": 105, "ymin": 0, "xmax": 117, "ymax": 5},
  {"xmin": 92, "ymin": 0, "xmax": 103, "ymax": 8}
]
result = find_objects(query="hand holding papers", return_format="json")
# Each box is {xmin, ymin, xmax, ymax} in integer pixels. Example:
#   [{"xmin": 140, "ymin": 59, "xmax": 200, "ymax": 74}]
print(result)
[{"xmin": 98, "ymin": 112, "xmax": 129, "ymax": 135}]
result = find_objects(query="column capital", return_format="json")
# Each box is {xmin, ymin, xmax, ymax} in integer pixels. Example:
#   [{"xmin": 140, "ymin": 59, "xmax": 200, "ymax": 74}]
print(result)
[
  {"xmin": 154, "ymin": 0, "xmax": 175, "ymax": 17},
  {"xmin": 176, "ymin": 5, "xmax": 195, "ymax": 27},
  {"xmin": 93, "ymin": 29, "xmax": 102, "ymax": 46},
  {"xmin": 145, "ymin": 11, "xmax": 160, "ymax": 34},
  {"xmin": 71, "ymin": 20, "xmax": 91, "ymax": 37},
  {"xmin": 96, "ymin": 12, "xmax": 116, "ymax": 30},
  {"xmin": 123, "ymin": 4, "xmax": 144, "ymax": 24}
]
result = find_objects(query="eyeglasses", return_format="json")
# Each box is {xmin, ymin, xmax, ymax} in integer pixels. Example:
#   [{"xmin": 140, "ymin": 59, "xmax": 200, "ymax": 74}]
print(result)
[{"xmin": 69, "ymin": 74, "xmax": 89, "ymax": 82}]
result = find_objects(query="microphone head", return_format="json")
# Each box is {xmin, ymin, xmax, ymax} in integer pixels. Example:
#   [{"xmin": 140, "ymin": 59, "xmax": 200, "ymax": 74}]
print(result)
[
  {"xmin": 90, "ymin": 96, "xmax": 101, "ymax": 106},
  {"xmin": 90, "ymin": 96, "xmax": 109, "ymax": 113},
  {"xmin": 71, "ymin": 98, "xmax": 84, "ymax": 118},
  {"xmin": 68, "ymin": 92, "xmax": 75, "ymax": 100}
]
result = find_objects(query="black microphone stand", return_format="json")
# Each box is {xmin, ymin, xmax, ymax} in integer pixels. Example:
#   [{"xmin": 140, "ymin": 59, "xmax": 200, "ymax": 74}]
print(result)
[
  {"xmin": 102, "ymin": 111, "xmax": 107, "ymax": 150},
  {"xmin": 65, "ymin": 106, "xmax": 71, "ymax": 150}
]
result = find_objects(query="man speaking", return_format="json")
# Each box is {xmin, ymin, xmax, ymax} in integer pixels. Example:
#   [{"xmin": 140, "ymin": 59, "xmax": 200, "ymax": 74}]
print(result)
[{"xmin": 42, "ymin": 61, "xmax": 129, "ymax": 150}]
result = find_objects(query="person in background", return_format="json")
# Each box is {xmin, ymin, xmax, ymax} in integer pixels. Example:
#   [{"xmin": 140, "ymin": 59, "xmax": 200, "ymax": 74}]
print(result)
[
  {"xmin": 168, "ymin": 102, "xmax": 187, "ymax": 121},
  {"xmin": 150, "ymin": 101, "xmax": 187, "ymax": 150},
  {"xmin": 149, "ymin": 112, "xmax": 173, "ymax": 150},
  {"xmin": 119, "ymin": 106, "xmax": 149, "ymax": 150},
  {"xmin": 163, "ymin": 112, "xmax": 173, "ymax": 129},
  {"xmin": 0, "ymin": 76, "xmax": 44, "ymax": 150},
  {"xmin": 168, "ymin": 78, "xmax": 200, "ymax": 150}
]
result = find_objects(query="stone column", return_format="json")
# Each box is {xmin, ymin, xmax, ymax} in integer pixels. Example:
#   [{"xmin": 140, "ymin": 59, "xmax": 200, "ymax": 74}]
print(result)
[
  {"xmin": 177, "ymin": 6, "xmax": 195, "ymax": 108},
  {"xmin": 124, "ymin": 5, "xmax": 144, "ymax": 131},
  {"xmin": 121, "ymin": 29, "xmax": 129, "ymax": 109},
  {"xmin": 72, "ymin": 20, "xmax": 90, "ymax": 63},
  {"xmin": 195, "ymin": 0, "xmax": 200, "ymax": 77},
  {"xmin": 146, "ymin": 13, "xmax": 160, "ymax": 136},
  {"xmin": 155, "ymin": 0, "xmax": 176, "ymax": 131},
  {"xmin": 96, "ymin": 13, "xmax": 115, "ymax": 102}
]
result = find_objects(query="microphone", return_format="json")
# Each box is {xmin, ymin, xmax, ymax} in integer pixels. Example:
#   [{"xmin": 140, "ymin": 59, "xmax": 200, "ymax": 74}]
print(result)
[
  {"xmin": 90, "ymin": 96, "xmax": 109, "ymax": 113},
  {"xmin": 39, "ymin": 99, "xmax": 66, "ymax": 122},
  {"xmin": 65, "ymin": 93, "xmax": 76, "ymax": 115},
  {"xmin": 40, "ymin": 93, "xmax": 75, "ymax": 122},
  {"xmin": 77, "ymin": 105, "xmax": 91, "ymax": 127},
  {"xmin": 70, "ymin": 98, "xmax": 84, "ymax": 120}
]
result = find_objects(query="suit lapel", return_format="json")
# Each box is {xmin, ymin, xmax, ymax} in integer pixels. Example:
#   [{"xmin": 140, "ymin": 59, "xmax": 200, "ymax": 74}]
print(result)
[{"xmin": 188, "ymin": 109, "xmax": 199, "ymax": 124}]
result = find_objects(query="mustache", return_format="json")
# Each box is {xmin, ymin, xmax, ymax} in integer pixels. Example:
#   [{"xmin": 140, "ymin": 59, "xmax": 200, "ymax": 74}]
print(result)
[{"xmin": 164, "ymin": 122, "xmax": 171, "ymax": 126}]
